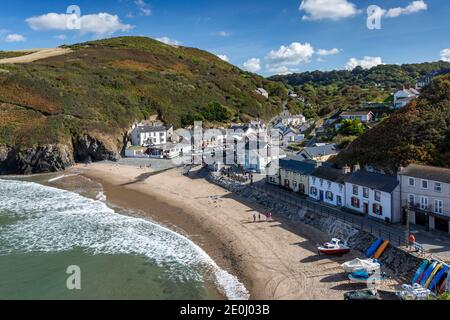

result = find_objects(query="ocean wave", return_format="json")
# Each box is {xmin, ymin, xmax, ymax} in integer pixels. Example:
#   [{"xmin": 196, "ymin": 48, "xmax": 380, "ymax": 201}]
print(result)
[
  {"xmin": 48, "ymin": 173, "xmax": 79, "ymax": 183},
  {"xmin": 0, "ymin": 179, "xmax": 249, "ymax": 300}
]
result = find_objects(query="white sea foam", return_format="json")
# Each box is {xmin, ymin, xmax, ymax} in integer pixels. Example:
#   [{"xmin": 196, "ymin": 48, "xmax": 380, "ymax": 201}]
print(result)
[
  {"xmin": 48, "ymin": 173, "xmax": 79, "ymax": 183},
  {"xmin": 96, "ymin": 191, "xmax": 107, "ymax": 202},
  {"xmin": 0, "ymin": 179, "xmax": 249, "ymax": 300}
]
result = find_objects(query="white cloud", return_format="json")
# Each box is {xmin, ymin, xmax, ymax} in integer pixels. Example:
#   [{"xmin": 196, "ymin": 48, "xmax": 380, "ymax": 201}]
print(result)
[
  {"xmin": 345, "ymin": 56, "xmax": 384, "ymax": 70},
  {"xmin": 5, "ymin": 34, "xmax": 26, "ymax": 42},
  {"xmin": 299, "ymin": 0, "xmax": 359, "ymax": 21},
  {"xmin": 217, "ymin": 54, "xmax": 230, "ymax": 62},
  {"xmin": 440, "ymin": 49, "xmax": 450, "ymax": 62},
  {"xmin": 385, "ymin": 0, "xmax": 427, "ymax": 18},
  {"xmin": 54, "ymin": 34, "xmax": 67, "ymax": 40},
  {"xmin": 134, "ymin": 0, "xmax": 152, "ymax": 16},
  {"xmin": 266, "ymin": 42, "xmax": 314, "ymax": 73},
  {"xmin": 243, "ymin": 58, "xmax": 261, "ymax": 73},
  {"xmin": 317, "ymin": 48, "xmax": 341, "ymax": 56},
  {"xmin": 26, "ymin": 13, "xmax": 134, "ymax": 36},
  {"xmin": 217, "ymin": 31, "xmax": 231, "ymax": 37},
  {"xmin": 156, "ymin": 36, "xmax": 181, "ymax": 46},
  {"xmin": 266, "ymin": 65, "xmax": 294, "ymax": 75}
]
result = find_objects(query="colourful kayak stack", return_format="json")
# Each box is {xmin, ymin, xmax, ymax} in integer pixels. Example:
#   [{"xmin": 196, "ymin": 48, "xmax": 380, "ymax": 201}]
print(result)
[
  {"xmin": 412, "ymin": 259, "xmax": 450, "ymax": 294},
  {"xmin": 365, "ymin": 239, "xmax": 390, "ymax": 259}
]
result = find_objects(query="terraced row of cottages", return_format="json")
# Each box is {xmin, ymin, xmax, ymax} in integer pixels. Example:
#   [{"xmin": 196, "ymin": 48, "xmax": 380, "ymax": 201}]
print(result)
[{"xmin": 267, "ymin": 159, "xmax": 450, "ymax": 234}]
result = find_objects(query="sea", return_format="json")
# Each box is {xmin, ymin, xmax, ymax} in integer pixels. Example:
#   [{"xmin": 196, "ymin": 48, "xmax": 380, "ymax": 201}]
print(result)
[{"xmin": 0, "ymin": 173, "xmax": 248, "ymax": 300}]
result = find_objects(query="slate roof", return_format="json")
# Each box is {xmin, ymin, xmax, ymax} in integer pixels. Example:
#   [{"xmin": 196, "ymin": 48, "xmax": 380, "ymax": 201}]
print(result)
[
  {"xmin": 136, "ymin": 126, "xmax": 167, "ymax": 133},
  {"xmin": 340, "ymin": 111, "xmax": 373, "ymax": 117},
  {"xmin": 310, "ymin": 166, "xmax": 347, "ymax": 183},
  {"xmin": 401, "ymin": 164, "xmax": 450, "ymax": 184},
  {"xmin": 279, "ymin": 159, "xmax": 316, "ymax": 175},
  {"xmin": 345, "ymin": 171, "xmax": 399, "ymax": 193},
  {"xmin": 300, "ymin": 144, "xmax": 339, "ymax": 159}
]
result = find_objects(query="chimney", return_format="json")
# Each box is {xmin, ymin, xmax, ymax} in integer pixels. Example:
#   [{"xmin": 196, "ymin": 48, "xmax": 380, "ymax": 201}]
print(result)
[
  {"xmin": 353, "ymin": 163, "xmax": 361, "ymax": 172},
  {"xmin": 315, "ymin": 161, "xmax": 323, "ymax": 169},
  {"xmin": 342, "ymin": 165, "xmax": 351, "ymax": 175}
]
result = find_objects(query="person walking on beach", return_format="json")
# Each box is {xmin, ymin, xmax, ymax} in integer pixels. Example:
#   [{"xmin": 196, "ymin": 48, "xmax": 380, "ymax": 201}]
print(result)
[
  {"xmin": 258, "ymin": 213, "xmax": 261, "ymax": 222},
  {"xmin": 253, "ymin": 213, "xmax": 256, "ymax": 223}
]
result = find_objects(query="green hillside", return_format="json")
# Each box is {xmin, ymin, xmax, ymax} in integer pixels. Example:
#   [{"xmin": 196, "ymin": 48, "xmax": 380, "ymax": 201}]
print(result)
[
  {"xmin": 335, "ymin": 74, "xmax": 450, "ymax": 172},
  {"xmin": 0, "ymin": 36, "xmax": 295, "ymax": 173},
  {"xmin": 269, "ymin": 62, "xmax": 450, "ymax": 118}
]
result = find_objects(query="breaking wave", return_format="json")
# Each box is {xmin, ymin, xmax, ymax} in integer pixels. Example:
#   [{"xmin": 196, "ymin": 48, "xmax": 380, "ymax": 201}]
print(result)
[{"xmin": 0, "ymin": 179, "xmax": 249, "ymax": 300}]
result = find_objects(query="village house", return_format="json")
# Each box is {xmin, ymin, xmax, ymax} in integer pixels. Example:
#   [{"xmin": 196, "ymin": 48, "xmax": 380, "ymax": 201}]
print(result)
[
  {"xmin": 255, "ymin": 87, "xmax": 269, "ymax": 99},
  {"xmin": 339, "ymin": 111, "xmax": 374, "ymax": 123},
  {"xmin": 298, "ymin": 144, "xmax": 339, "ymax": 162},
  {"xmin": 309, "ymin": 166, "xmax": 348, "ymax": 207},
  {"xmin": 278, "ymin": 114, "xmax": 306, "ymax": 127},
  {"xmin": 274, "ymin": 125, "xmax": 304, "ymax": 147},
  {"xmin": 243, "ymin": 142, "xmax": 286, "ymax": 173},
  {"xmin": 393, "ymin": 88, "xmax": 420, "ymax": 109},
  {"xmin": 344, "ymin": 166, "xmax": 401, "ymax": 223},
  {"xmin": 399, "ymin": 164, "xmax": 450, "ymax": 234},
  {"xmin": 275, "ymin": 159, "xmax": 317, "ymax": 195},
  {"xmin": 131, "ymin": 125, "xmax": 171, "ymax": 147}
]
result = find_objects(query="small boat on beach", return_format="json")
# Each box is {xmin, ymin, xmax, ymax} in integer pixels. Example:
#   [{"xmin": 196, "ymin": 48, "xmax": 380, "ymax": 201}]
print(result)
[
  {"xmin": 348, "ymin": 270, "xmax": 389, "ymax": 285},
  {"xmin": 342, "ymin": 258, "xmax": 380, "ymax": 274},
  {"xmin": 318, "ymin": 238, "xmax": 351, "ymax": 255}
]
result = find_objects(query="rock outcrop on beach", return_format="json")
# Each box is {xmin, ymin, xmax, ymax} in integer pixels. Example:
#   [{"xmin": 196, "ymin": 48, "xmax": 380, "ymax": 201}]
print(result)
[
  {"xmin": 0, "ymin": 144, "xmax": 73, "ymax": 175},
  {"xmin": 0, "ymin": 36, "xmax": 296, "ymax": 174}
]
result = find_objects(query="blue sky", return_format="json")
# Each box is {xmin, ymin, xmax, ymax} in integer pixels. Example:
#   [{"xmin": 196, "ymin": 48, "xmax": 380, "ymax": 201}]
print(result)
[{"xmin": 0, "ymin": 0, "xmax": 449, "ymax": 75}]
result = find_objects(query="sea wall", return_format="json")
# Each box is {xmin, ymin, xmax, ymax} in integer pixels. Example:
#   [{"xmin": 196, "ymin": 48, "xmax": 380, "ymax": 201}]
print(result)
[{"xmin": 207, "ymin": 173, "xmax": 422, "ymax": 280}]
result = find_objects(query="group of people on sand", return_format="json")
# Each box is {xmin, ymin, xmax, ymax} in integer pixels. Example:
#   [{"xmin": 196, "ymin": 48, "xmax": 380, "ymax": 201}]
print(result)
[{"xmin": 252, "ymin": 211, "xmax": 273, "ymax": 223}]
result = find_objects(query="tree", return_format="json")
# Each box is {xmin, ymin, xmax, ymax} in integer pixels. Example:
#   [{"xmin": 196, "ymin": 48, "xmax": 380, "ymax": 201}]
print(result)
[{"xmin": 339, "ymin": 119, "xmax": 365, "ymax": 136}]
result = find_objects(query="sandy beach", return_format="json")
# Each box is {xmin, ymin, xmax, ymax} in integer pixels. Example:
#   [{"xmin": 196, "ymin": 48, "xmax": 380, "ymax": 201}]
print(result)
[{"xmin": 74, "ymin": 162, "xmax": 397, "ymax": 300}]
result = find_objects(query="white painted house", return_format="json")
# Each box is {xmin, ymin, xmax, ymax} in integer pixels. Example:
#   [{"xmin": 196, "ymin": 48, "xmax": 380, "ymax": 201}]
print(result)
[
  {"xmin": 344, "ymin": 169, "xmax": 401, "ymax": 223},
  {"xmin": 279, "ymin": 114, "xmax": 306, "ymax": 127},
  {"xmin": 394, "ymin": 88, "xmax": 420, "ymax": 109},
  {"xmin": 131, "ymin": 125, "xmax": 169, "ymax": 146},
  {"xmin": 255, "ymin": 88, "xmax": 269, "ymax": 99},
  {"xmin": 340, "ymin": 111, "xmax": 374, "ymax": 123},
  {"xmin": 309, "ymin": 166, "xmax": 348, "ymax": 207}
]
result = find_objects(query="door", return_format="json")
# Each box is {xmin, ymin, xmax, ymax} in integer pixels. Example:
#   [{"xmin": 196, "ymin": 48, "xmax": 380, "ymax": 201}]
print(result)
[
  {"xmin": 299, "ymin": 184, "xmax": 305, "ymax": 195},
  {"xmin": 364, "ymin": 203, "xmax": 369, "ymax": 215},
  {"xmin": 284, "ymin": 179, "xmax": 290, "ymax": 189},
  {"xmin": 319, "ymin": 190, "xmax": 324, "ymax": 201},
  {"xmin": 415, "ymin": 213, "xmax": 427, "ymax": 226},
  {"xmin": 435, "ymin": 217, "xmax": 449, "ymax": 233}
]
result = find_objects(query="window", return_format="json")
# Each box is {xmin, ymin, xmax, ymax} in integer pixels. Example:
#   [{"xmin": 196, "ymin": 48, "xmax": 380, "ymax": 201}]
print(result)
[
  {"xmin": 374, "ymin": 191, "xmax": 381, "ymax": 202},
  {"xmin": 269, "ymin": 177, "xmax": 276, "ymax": 184},
  {"xmin": 310, "ymin": 187, "xmax": 318, "ymax": 196},
  {"xmin": 337, "ymin": 196, "xmax": 342, "ymax": 206},
  {"xmin": 363, "ymin": 188, "xmax": 369, "ymax": 199},
  {"xmin": 435, "ymin": 183, "xmax": 442, "ymax": 193},
  {"xmin": 373, "ymin": 204, "xmax": 383, "ymax": 216},
  {"xmin": 408, "ymin": 194, "xmax": 415, "ymax": 205},
  {"xmin": 408, "ymin": 178, "xmax": 415, "ymax": 187},
  {"xmin": 351, "ymin": 197, "xmax": 360, "ymax": 208},
  {"xmin": 325, "ymin": 191, "xmax": 334, "ymax": 201},
  {"xmin": 422, "ymin": 180, "xmax": 429, "ymax": 189},
  {"xmin": 434, "ymin": 200, "xmax": 443, "ymax": 215},
  {"xmin": 327, "ymin": 181, "xmax": 332, "ymax": 189},
  {"xmin": 353, "ymin": 185, "xmax": 359, "ymax": 196},
  {"xmin": 420, "ymin": 196, "xmax": 429, "ymax": 210},
  {"xmin": 339, "ymin": 184, "xmax": 344, "ymax": 193},
  {"xmin": 293, "ymin": 181, "xmax": 298, "ymax": 189},
  {"xmin": 312, "ymin": 177, "xmax": 316, "ymax": 185},
  {"xmin": 320, "ymin": 179, "xmax": 324, "ymax": 187}
]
